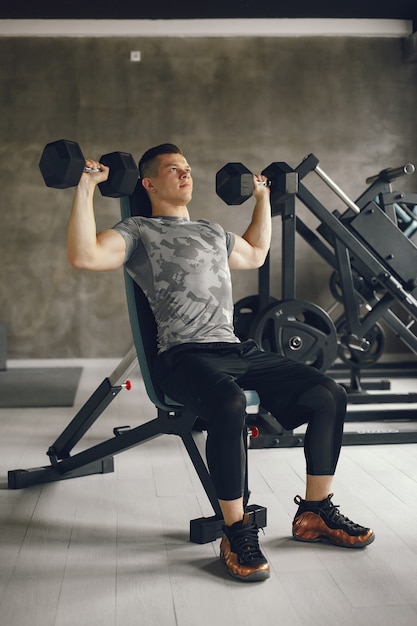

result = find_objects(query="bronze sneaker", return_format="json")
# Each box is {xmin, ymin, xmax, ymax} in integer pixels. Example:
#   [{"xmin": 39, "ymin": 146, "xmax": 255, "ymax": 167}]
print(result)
[
  {"xmin": 220, "ymin": 513, "xmax": 270, "ymax": 582},
  {"xmin": 292, "ymin": 494, "xmax": 375, "ymax": 548}
]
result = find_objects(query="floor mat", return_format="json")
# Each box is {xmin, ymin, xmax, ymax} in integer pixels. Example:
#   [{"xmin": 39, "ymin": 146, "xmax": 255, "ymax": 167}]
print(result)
[{"xmin": 0, "ymin": 367, "xmax": 83, "ymax": 407}]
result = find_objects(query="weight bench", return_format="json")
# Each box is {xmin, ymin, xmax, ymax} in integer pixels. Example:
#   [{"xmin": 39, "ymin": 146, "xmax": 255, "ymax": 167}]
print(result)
[{"xmin": 8, "ymin": 188, "xmax": 267, "ymax": 544}]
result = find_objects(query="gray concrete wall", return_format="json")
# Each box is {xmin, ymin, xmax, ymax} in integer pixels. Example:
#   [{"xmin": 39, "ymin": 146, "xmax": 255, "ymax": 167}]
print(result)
[{"xmin": 0, "ymin": 35, "xmax": 416, "ymax": 358}]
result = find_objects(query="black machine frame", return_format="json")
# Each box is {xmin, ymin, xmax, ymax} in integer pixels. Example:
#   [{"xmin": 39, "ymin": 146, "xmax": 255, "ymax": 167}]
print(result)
[{"xmin": 244, "ymin": 154, "xmax": 417, "ymax": 449}]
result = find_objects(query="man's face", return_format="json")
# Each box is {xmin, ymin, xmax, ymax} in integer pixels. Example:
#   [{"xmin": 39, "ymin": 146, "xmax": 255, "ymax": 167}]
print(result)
[{"xmin": 146, "ymin": 153, "xmax": 193, "ymax": 204}]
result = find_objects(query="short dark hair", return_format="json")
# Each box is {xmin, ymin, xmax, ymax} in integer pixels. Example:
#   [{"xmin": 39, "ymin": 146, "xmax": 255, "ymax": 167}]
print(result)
[
  {"xmin": 138, "ymin": 143, "xmax": 183, "ymax": 179},
  {"xmin": 133, "ymin": 144, "xmax": 184, "ymax": 217}
]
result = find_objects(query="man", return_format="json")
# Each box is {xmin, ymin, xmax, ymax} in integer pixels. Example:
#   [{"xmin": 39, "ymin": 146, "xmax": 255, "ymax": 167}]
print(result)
[{"xmin": 67, "ymin": 143, "xmax": 375, "ymax": 583}]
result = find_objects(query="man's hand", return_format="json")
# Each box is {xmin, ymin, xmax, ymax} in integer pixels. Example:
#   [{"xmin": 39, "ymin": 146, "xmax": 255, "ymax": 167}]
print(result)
[
  {"xmin": 228, "ymin": 173, "xmax": 272, "ymax": 270},
  {"xmin": 252, "ymin": 173, "xmax": 270, "ymax": 200},
  {"xmin": 79, "ymin": 159, "xmax": 110, "ymax": 189}
]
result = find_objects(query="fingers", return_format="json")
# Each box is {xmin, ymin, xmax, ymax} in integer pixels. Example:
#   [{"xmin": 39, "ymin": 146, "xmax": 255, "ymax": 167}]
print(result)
[
  {"xmin": 253, "ymin": 173, "xmax": 268, "ymax": 185},
  {"xmin": 77, "ymin": 159, "xmax": 109, "ymax": 191},
  {"xmin": 252, "ymin": 173, "xmax": 270, "ymax": 196},
  {"xmin": 82, "ymin": 159, "xmax": 110, "ymax": 185},
  {"xmin": 85, "ymin": 159, "xmax": 105, "ymax": 172}
]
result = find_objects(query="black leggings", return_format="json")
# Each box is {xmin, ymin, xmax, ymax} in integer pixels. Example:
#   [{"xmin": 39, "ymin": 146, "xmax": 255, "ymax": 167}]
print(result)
[{"xmin": 154, "ymin": 340, "xmax": 347, "ymax": 501}]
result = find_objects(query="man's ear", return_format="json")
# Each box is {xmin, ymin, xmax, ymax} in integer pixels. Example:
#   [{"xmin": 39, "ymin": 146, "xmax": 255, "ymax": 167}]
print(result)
[{"xmin": 142, "ymin": 177, "xmax": 155, "ymax": 193}]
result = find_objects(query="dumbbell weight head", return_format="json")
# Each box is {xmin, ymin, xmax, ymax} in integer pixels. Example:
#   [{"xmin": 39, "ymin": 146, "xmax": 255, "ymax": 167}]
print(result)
[
  {"xmin": 39, "ymin": 139, "xmax": 86, "ymax": 189},
  {"xmin": 39, "ymin": 139, "xmax": 138, "ymax": 198},
  {"xmin": 97, "ymin": 151, "xmax": 138, "ymax": 198},
  {"xmin": 215, "ymin": 162, "xmax": 255, "ymax": 205},
  {"xmin": 216, "ymin": 161, "xmax": 272, "ymax": 206},
  {"xmin": 261, "ymin": 162, "xmax": 298, "ymax": 206}
]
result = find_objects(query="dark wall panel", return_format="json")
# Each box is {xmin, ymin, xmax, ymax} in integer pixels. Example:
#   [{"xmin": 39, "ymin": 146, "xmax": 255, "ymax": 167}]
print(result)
[{"xmin": 0, "ymin": 36, "xmax": 416, "ymax": 357}]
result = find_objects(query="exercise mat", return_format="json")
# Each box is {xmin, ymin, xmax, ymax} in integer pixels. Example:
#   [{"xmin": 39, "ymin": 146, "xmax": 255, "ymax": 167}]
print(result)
[{"xmin": 0, "ymin": 367, "xmax": 82, "ymax": 408}]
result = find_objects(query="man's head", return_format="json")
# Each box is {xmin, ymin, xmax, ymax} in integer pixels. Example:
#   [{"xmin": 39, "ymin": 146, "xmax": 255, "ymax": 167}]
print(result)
[
  {"xmin": 139, "ymin": 143, "xmax": 184, "ymax": 179},
  {"xmin": 139, "ymin": 143, "xmax": 192, "ymax": 214}
]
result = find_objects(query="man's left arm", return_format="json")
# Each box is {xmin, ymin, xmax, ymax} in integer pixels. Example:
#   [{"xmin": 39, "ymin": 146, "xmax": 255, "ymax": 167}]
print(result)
[{"xmin": 228, "ymin": 174, "xmax": 271, "ymax": 270}]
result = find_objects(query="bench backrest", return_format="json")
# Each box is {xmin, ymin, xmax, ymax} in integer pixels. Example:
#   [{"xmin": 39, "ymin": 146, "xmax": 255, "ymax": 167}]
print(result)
[{"xmin": 120, "ymin": 188, "xmax": 175, "ymax": 412}]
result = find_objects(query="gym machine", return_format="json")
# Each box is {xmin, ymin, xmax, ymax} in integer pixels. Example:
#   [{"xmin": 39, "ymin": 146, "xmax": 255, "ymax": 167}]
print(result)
[
  {"xmin": 295, "ymin": 154, "xmax": 417, "ymax": 398},
  {"xmin": 217, "ymin": 156, "xmax": 417, "ymax": 447}
]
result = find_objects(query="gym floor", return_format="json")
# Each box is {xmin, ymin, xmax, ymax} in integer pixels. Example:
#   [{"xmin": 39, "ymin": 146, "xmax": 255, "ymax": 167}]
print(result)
[{"xmin": 1, "ymin": 358, "xmax": 417, "ymax": 626}]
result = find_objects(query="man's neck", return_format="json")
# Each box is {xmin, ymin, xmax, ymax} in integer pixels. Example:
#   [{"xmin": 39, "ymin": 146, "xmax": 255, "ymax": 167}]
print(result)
[{"xmin": 151, "ymin": 202, "xmax": 190, "ymax": 219}]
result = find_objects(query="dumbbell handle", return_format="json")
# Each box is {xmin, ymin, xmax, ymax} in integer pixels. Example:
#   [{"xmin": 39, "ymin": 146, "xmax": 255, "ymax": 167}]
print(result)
[
  {"xmin": 84, "ymin": 166, "xmax": 101, "ymax": 173},
  {"xmin": 256, "ymin": 180, "xmax": 271, "ymax": 187}
]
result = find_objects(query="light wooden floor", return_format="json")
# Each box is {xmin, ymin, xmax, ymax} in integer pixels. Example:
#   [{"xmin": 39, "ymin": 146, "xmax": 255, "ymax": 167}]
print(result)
[{"xmin": 1, "ymin": 358, "xmax": 417, "ymax": 626}]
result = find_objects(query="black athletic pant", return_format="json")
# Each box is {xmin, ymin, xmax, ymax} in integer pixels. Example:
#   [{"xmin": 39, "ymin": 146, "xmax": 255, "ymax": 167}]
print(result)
[{"xmin": 154, "ymin": 340, "xmax": 347, "ymax": 501}]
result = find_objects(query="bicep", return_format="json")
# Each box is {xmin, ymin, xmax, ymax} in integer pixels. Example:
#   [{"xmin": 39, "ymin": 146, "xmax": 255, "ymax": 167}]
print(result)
[
  {"xmin": 95, "ymin": 229, "xmax": 127, "ymax": 271},
  {"xmin": 228, "ymin": 233, "xmax": 262, "ymax": 270}
]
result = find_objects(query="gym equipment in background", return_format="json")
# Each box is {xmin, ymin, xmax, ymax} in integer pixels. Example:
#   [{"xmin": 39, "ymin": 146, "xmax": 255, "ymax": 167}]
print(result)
[{"xmin": 218, "ymin": 155, "xmax": 417, "ymax": 447}]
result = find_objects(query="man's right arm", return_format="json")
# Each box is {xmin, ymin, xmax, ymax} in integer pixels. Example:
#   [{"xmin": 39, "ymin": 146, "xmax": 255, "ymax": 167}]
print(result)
[{"xmin": 66, "ymin": 159, "xmax": 127, "ymax": 272}]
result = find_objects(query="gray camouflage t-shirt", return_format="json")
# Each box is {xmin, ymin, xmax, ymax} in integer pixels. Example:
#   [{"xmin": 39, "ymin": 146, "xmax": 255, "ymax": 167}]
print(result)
[{"xmin": 113, "ymin": 216, "xmax": 240, "ymax": 353}]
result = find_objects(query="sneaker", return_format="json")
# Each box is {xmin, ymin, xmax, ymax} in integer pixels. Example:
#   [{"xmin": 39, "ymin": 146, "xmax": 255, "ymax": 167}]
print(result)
[
  {"xmin": 220, "ymin": 513, "xmax": 270, "ymax": 582},
  {"xmin": 292, "ymin": 494, "xmax": 375, "ymax": 549}
]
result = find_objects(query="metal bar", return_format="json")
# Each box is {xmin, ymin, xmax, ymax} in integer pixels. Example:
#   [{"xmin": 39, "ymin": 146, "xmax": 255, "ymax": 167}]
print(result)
[
  {"xmin": 108, "ymin": 345, "xmax": 138, "ymax": 386},
  {"xmin": 258, "ymin": 253, "xmax": 270, "ymax": 311},
  {"xmin": 8, "ymin": 458, "xmax": 114, "ymax": 489},
  {"xmin": 55, "ymin": 417, "xmax": 164, "ymax": 475},
  {"xmin": 49, "ymin": 378, "xmax": 122, "ymax": 460},
  {"xmin": 346, "ymin": 392, "xmax": 417, "ymax": 405},
  {"xmin": 295, "ymin": 217, "xmax": 336, "ymax": 268},
  {"xmin": 333, "ymin": 238, "xmax": 361, "ymax": 336},
  {"xmin": 281, "ymin": 196, "xmax": 297, "ymax": 301},
  {"xmin": 49, "ymin": 348, "xmax": 138, "ymax": 460},
  {"xmin": 380, "ymin": 309, "xmax": 417, "ymax": 354},
  {"xmin": 251, "ymin": 428, "xmax": 417, "ymax": 448},
  {"xmin": 314, "ymin": 164, "xmax": 361, "ymax": 214},
  {"xmin": 366, "ymin": 163, "xmax": 415, "ymax": 185}
]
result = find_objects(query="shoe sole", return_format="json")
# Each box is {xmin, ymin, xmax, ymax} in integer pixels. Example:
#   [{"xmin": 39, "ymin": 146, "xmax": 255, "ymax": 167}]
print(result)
[
  {"xmin": 223, "ymin": 566, "xmax": 271, "ymax": 582},
  {"xmin": 220, "ymin": 555, "xmax": 271, "ymax": 582},
  {"xmin": 292, "ymin": 531, "xmax": 375, "ymax": 549}
]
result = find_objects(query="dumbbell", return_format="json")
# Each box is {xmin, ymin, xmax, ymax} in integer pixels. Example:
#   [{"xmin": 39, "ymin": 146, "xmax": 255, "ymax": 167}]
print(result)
[
  {"xmin": 215, "ymin": 161, "xmax": 298, "ymax": 206},
  {"xmin": 39, "ymin": 139, "xmax": 138, "ymax": 198}
]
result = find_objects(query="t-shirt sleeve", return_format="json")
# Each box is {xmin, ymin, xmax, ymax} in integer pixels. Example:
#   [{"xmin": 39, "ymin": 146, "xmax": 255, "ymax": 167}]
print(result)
[
  {"xmin": 226, "ymin": 231, "xmax": 235, "ymax": 257},
  {"xmin": 112, "ymin": 218, "xmax": 140, "ymax": 262}
]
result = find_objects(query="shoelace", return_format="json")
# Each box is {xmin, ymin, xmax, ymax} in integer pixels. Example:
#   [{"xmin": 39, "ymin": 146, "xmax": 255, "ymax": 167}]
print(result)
[
  {"xmin": 230, "ymin": 524, "xmax": 264, "ymax": 563},
  {"xmin": 319, "ymin": 499, "xmax": 366, "ymax": 531}
]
